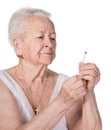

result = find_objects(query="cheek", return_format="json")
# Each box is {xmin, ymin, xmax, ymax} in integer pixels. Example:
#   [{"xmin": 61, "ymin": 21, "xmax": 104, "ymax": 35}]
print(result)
[
  {"xmin": 28, "ymin": 44, "xmax": 43, "ymax": 55},
  {"xmin": 53, "ymin": 46, "xmax": 56, "ymax": 54},
  {"xmin": 52, "ymin": 44, "xmax": 56, "ymax": 51},
  {"xmin": 52, "ymin": 48, "xmax": 56, "ymax": 60}
]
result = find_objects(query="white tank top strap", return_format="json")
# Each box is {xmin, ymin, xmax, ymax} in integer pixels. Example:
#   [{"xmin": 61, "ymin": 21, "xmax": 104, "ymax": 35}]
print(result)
[{"xmin": 50, "ymin": 73, "xmax": 69, "ymax": 130}]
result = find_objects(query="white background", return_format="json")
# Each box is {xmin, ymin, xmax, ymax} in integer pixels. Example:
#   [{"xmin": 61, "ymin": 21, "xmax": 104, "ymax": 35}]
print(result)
[{"xmin": 0, "ymin": 0, "xmax": 111, "ymax": 129}]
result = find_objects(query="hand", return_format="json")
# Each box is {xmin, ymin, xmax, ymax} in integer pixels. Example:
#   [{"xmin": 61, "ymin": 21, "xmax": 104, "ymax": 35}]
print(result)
[
  {"xmin": 58, "ymin": 75, "xmax": 87, "ymax": 107},
  {"xmin": 79, "ymin": 62, "xmax": 100, "ymax": 92}
]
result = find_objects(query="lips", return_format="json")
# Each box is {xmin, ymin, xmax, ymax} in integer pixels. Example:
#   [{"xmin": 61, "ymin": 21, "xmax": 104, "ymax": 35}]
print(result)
[
  {"xmin": 43, "ymin": 53, "xmax": 52, "ymax": 55},
  {"xmin": 41, "ymin": 51, "xmax": 53, "ymax": 54}
]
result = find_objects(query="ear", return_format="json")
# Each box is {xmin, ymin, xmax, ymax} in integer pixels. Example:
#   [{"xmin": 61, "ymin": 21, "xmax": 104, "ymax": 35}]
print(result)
[{"xmin": 13, "ymin": 38, "xmax": 22, "ymax": 57}]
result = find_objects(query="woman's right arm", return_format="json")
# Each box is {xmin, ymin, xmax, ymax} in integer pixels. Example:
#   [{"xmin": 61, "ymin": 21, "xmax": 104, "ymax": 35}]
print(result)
[
  {"xmin": 0, "ymin": 80, "xmax": 23, "ymax": 130},
  {"xmin": 0, "ymin": 74, "xmax": 86, "ymax": 130},
  {"xmin": 0, "ymin": 80, "xmax": 68, "ymax": 130}
]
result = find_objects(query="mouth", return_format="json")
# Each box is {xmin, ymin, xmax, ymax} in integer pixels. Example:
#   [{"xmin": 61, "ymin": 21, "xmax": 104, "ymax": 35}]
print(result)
[
  {"xmin": 41, "ymin": 53, "xmax": 53, "ymax": 57},
  {"xmin": 41, "ymin": 52, "xmax": 52, "ymax": 54}
]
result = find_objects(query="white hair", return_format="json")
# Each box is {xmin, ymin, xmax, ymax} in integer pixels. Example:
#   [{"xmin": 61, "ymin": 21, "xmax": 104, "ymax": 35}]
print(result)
[{"xmin": 8, "ymin": 7, "xmax": 51, "ymax": 45}]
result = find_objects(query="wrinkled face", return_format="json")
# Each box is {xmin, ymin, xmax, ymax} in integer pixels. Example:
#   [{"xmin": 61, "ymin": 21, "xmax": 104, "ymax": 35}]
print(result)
[{"xmin": 15, "ymin": 16, "xmax": 56, "ymax": 65}]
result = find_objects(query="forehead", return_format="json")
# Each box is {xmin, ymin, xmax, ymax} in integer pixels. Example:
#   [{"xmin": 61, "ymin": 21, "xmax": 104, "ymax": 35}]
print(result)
[{"xmin": 22, "ymin": 16, "xmax": 55, "ymax": 33}]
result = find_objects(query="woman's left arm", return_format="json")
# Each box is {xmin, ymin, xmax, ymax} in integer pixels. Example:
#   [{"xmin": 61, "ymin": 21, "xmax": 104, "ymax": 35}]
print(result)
[
  {"xmin": 82, "ymin": 90, "xmax": 102, "ymax": 130},
  {"xmin": 69, "ymin": 91, "xmax": 102, "ymax": 130},
  {"xmin": 67, "ymin": 62, "xmax": 102, "ymax": 130},
  {"xmin": 79, "ymin": 62, "xmax": 102, "ymax": 130}
]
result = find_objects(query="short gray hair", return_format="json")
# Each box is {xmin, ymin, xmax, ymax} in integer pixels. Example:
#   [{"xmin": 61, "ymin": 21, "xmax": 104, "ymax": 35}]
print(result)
[{"xmin": 8, "ymin": 7, "xmax": 51, "ymax": 45}]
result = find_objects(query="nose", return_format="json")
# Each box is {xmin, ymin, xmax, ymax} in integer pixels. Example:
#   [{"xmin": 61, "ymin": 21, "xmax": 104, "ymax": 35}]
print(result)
[{"xmin": 44, "ymin": 38, "xmax": 54, "ymax": 48}]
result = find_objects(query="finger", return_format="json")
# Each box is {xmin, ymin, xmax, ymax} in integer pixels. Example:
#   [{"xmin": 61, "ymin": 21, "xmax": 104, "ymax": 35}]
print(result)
[
  {"xmin": 70, "ymin": 80, "xmax": 87, "ymax": 95},
  {"xmin": 81, "ymin": 75, "xmax": 99, "ymax": 86},
  {"xmin": 64, "ymin": 75, "xmax": 82, "ymax": 86},
  {"xmin": 70, "ymin": 79, "xmax": 87, "ymax": 90},
  {"xmin": 79, "ymin": 63, "xmax": 100, "ymax": 74},
  {"xmin": 71, "ymin": 87, "xmax": 87, "ymax": 101},
  {"xmin": 79, "ymin": 69, "xmax": 99, "ymax": 79}
]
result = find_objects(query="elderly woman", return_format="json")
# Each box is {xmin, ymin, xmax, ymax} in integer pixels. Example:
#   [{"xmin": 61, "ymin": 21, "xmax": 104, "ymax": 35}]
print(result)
[{"xmin": 0, "ymin": 7, "xmax": 102, "ymax": 130}]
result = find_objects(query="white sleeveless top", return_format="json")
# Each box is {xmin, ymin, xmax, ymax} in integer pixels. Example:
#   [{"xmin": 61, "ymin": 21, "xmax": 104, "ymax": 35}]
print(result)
[{"xmin": 0, "ymin": 70, "xmax": 69, "ymax": 130}]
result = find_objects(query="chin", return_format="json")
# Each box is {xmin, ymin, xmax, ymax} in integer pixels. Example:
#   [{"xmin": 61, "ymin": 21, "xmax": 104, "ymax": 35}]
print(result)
[
  {"xmin": 41, "ymin": 57, "xmax": 55, "ymax": 65},
  {"xmin": 43, "ymin": 60, "xmax": 53, "ymax": 65}
]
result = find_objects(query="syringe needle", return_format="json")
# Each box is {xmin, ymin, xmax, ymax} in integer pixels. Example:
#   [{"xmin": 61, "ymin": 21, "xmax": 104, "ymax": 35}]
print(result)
[{"xmin": 82, "ymin": 49, "xmax": 88, "ymax": 62}]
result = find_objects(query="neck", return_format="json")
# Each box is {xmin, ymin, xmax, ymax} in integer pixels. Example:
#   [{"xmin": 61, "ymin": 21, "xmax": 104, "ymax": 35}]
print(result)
[{"xmin": 16, "ymin": 61, "xmax": 48, "ymax": 86}]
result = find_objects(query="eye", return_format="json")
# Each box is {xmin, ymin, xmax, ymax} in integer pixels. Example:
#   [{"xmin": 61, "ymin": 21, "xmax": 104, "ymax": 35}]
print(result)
[
  {"xmin": 50, "ymin": 37, "xmax": 56, "ymax": 41},
  {"xmin": 35, "ymin": 35, "xmax": 44, "ymax": 41},
  {"xmin": 50, "ymin": 34, "xmax": 56, "ymax": 41},
  {"xmin": 38, "ymin": 36, "xmax": 44, "ymax": 39}
]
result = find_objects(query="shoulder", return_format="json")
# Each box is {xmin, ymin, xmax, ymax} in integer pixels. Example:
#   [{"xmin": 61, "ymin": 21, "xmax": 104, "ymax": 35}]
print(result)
[
  {"xmin": 0, "ymin": 71, "xmax": 15, "ymax": 100},
  {"xmin": 0, "ymin": 69, "xmax": 17, "ymax": 104},
  {"xmin": 0, "ymin": 71, "xmax": 22, "ymax": 129},
  {"xmin": 0, "ymin": 77, "xmax": 20, "ymax": 116},
  {"xmin": 48, "ymin": 69, "xmax": 69, "ymax": 80},
  {"xmin": 58, "ymin": 73, "xmax": 69, "ymax": 81}
]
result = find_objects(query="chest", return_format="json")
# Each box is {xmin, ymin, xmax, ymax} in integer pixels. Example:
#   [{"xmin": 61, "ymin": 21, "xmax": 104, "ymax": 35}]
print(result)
[{"xmin": 20, "ymin": 77, "xmax": 57, "ymax": 112}]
